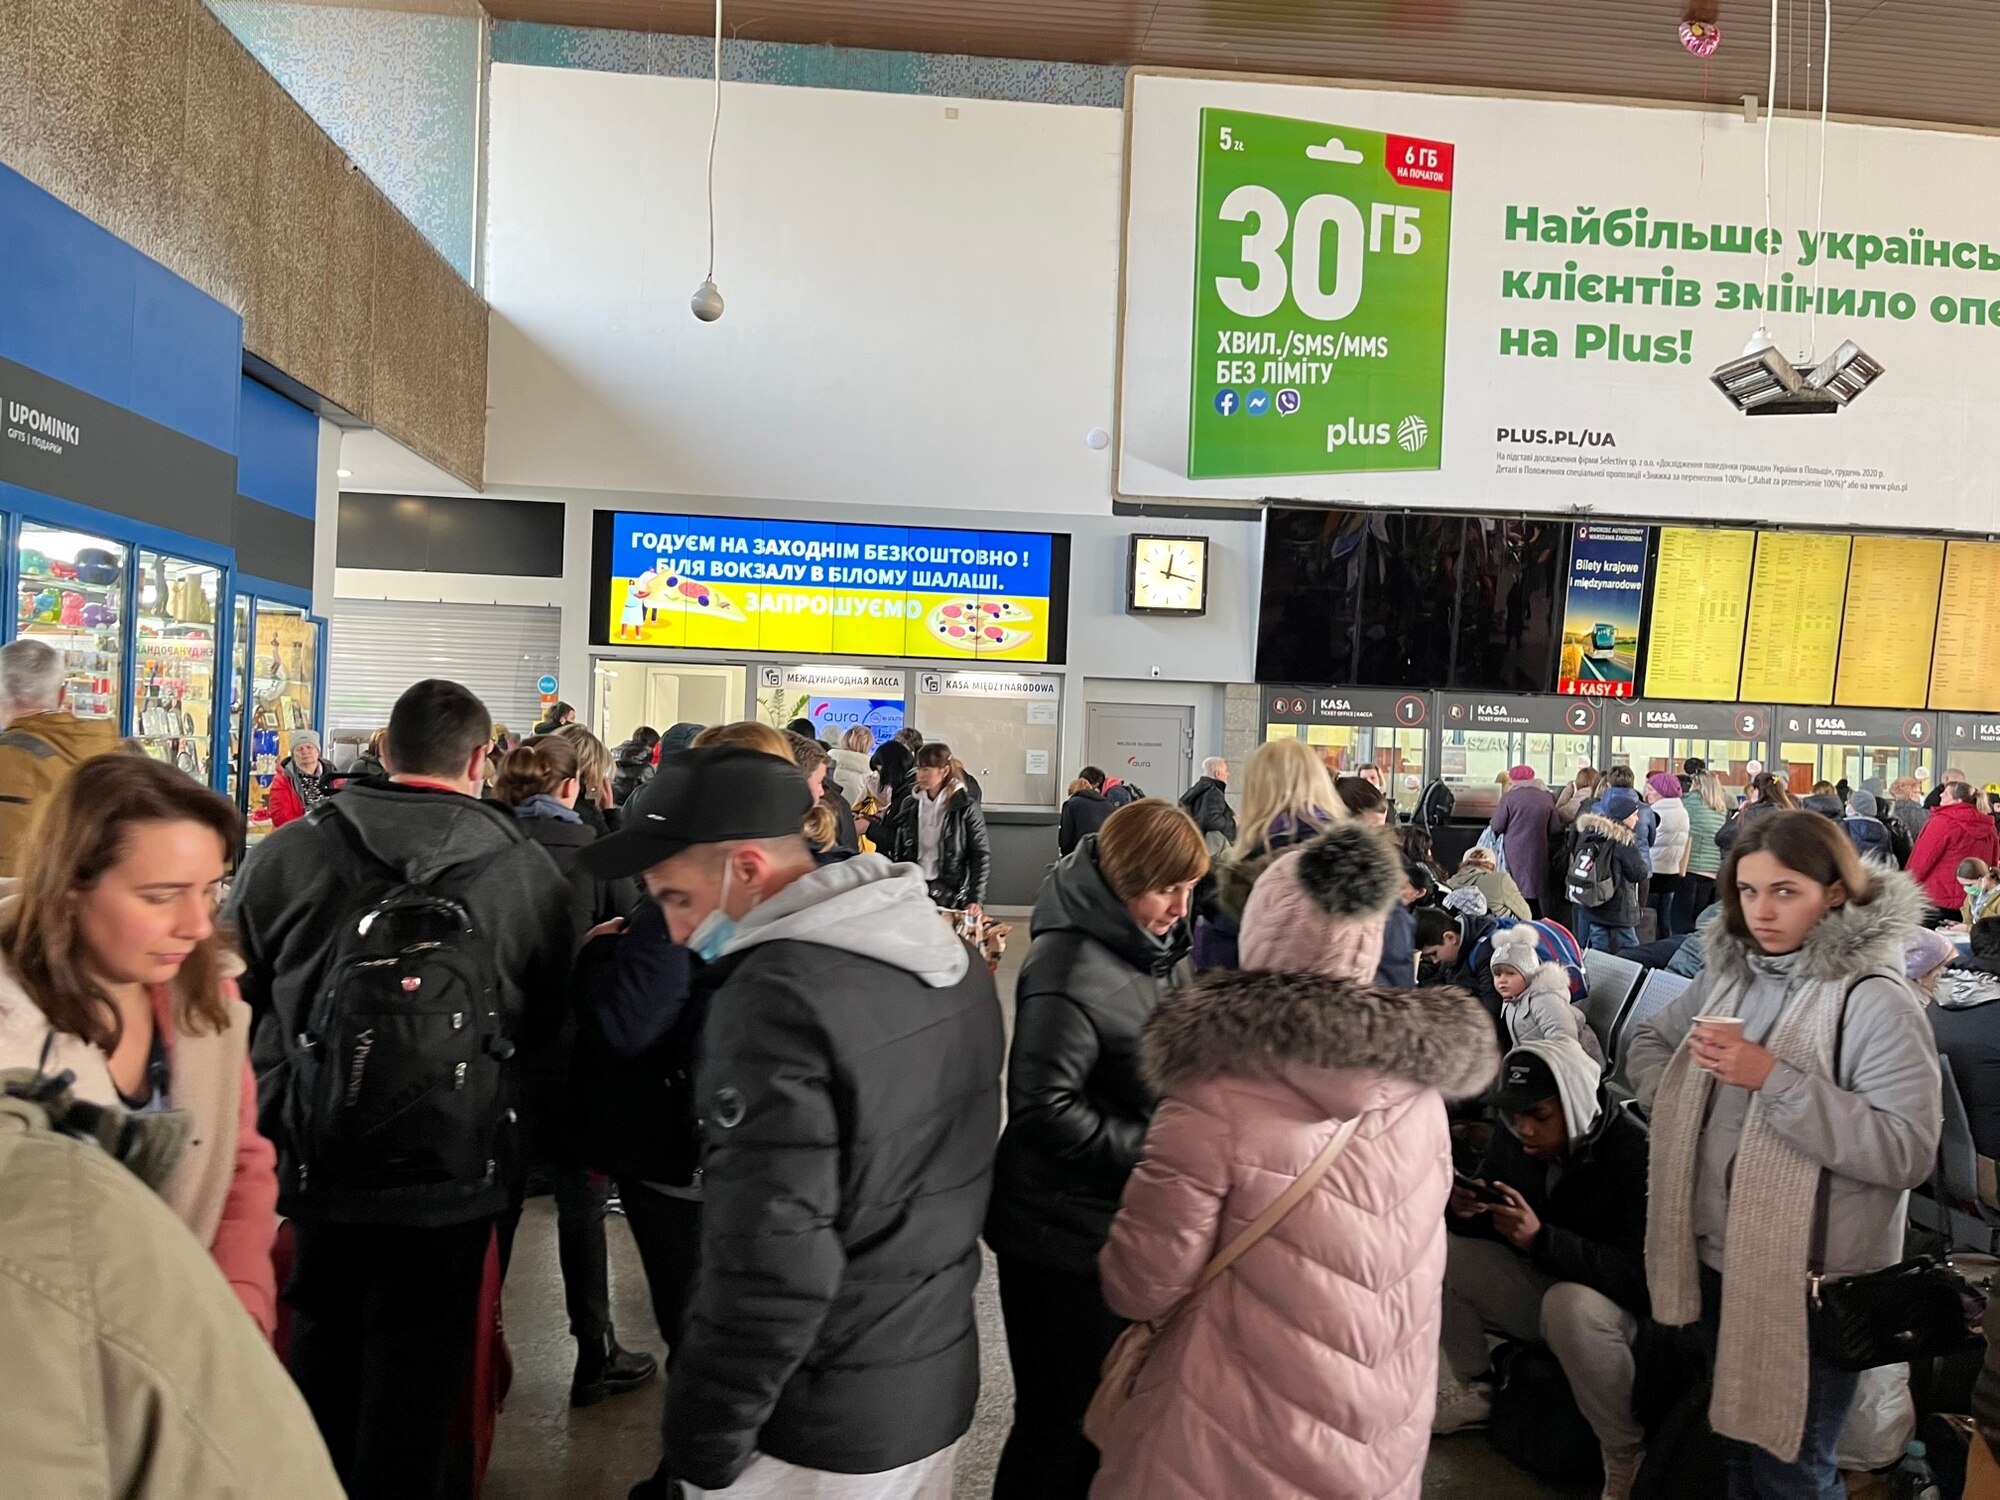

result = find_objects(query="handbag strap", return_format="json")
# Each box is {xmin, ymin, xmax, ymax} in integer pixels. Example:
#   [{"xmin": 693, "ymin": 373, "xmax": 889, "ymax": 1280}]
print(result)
[
  {"xmin": 1808, "ymin": 969, "xmax": 1912, "ymax": 1277},
  {"xmin": 1185, "ymin": 1114, "xmax": 1363, "ymax": 1304}
]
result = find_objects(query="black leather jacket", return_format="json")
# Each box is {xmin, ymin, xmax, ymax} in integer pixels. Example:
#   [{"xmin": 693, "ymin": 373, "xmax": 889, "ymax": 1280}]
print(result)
[
  {"xmin": 888, "ymin": 784, "xmax": 991, "ymax": 907},
  {"xmin": 985, "ymin": 838, "xmax": 1184, "ymax": 1275}
]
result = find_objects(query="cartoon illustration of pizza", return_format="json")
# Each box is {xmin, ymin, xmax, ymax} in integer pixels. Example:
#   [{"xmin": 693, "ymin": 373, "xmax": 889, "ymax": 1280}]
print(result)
[
  {"xmin": 926, "ymin": 598, "xmax": 1034, "ymax": 653},
  {"xmin": 642, "ymin": 571, "xmax": 746, "ymax": 623}
]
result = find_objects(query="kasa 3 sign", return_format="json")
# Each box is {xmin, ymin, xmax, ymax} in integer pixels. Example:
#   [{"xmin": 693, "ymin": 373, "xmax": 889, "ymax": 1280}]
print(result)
[{"xmin": 1120, "ymin": 72, "xmax": 2000, "ymax": 530}]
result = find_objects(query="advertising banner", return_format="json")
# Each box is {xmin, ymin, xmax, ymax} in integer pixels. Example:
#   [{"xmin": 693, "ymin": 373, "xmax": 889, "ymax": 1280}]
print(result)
[
  {"xmin": 1189, "ymin": 110, "xmax": 1452, "ymax": 478},
  {"xmin": 594, "ymin": 512, "xmax": 1066, "ymax": 663},
  {"xmin": 1555, "ymin": 523, "xmax": 1647, "ymax": 698},
  {"xmin": 1122, "ymin": 74, "xmax": 2000, "ymax": 532}
]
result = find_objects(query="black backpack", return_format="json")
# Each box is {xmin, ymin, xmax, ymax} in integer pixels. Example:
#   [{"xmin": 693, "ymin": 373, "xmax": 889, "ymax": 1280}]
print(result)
[
  {"xmin": 1566, "ymin": 829, "xmax": 1620, "ymax": 910},
  {"xmin": 1486, "ymin": 1340, "xmax": 1603, "ymax": 1488},
  {"xmin": 277, "ymin": 802, "xmax": 517, "ymax": 1205},
  {"xmin": 1413, "ymin": 780, "xmax": 1457, "ymax": 831}
]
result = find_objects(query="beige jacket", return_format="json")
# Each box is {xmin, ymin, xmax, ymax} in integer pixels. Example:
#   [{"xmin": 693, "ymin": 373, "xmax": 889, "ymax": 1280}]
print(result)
[
  {"xmin": 0, "ymin": 951, "xmax": 280, "ymax": 1333},
  {"xmin": 0, "ymin": 711, "xmax": 120, "ymax": 877},
  {"xmin": 0, "ymin": 1094, "xmax": 343, "ymax": 1498}
]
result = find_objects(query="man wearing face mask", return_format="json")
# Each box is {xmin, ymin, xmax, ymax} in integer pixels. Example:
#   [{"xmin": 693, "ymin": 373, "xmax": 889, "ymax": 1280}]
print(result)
[{"xmin": 582, "ymin": 746, "xmax": 1005, "ymax": 1500}]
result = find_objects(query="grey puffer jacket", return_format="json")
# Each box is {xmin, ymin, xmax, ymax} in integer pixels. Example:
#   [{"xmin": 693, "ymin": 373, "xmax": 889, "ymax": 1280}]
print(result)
[{"xmin": 1626, "ymin": 871, "xmax": 1940, "ymax": 1282}]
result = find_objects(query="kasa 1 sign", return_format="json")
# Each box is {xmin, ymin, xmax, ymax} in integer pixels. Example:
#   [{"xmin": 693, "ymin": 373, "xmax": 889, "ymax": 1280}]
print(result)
[{"xmin": 1120, "ymin": 72, "xmax": 2000, "ymax": 532}]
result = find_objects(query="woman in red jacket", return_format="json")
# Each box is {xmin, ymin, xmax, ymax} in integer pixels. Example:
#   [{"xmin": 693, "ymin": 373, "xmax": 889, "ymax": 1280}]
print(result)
[
  {"xmin": 0, "ymin": 755, "xmax": 279, "ymax": 1333},
  {"xmin": 266, "ymin": 730, "xmax": 332, "ymax": 829},
  {"xmin": 1908, "ymin": 779, "xmax": 2000, "ymax": 924}
]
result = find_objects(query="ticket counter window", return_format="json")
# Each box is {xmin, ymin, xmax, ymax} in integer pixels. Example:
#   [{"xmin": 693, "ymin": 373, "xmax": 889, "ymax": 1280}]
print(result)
[
  {"xmin": 1441, "ymin": 730, "xmax": 1594, "ymax": 792},
  {"xmin": 1778, "ymin": 743, "xmax": 1931, "ymax": 796},
  {"xmin": 593, "ymin": 661, "xmax": 746, "ymax": 746},
  {"xmin": 1608, "ymin": 737, "xmax": 1759, "ymax": 802},
  {"xmin": 1266, "ymin": 721, "xmax": 1428, "ymax": 795}
]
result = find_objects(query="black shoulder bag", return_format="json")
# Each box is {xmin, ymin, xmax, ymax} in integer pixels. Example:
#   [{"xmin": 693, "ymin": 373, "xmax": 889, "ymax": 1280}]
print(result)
[{"xmin": 1806, "ymin": 971, "xmax": 1983, "ymax": 1371}]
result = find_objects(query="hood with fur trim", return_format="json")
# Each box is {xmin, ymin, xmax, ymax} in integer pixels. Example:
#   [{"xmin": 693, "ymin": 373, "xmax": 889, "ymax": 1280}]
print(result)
[
  {"xmin": 1520, "ymin": 960, "xmax": 1574, "ymax": 1006},
  {"xmin": 1573, "ymin": 810, "xmax": 1636, "ymax": 846},
  {"xmin": 1706, "ymin": 865, "xmax": 1926, "ymax": 987},
  {"xmin": 1140, "ymin": 969, "xmax": 1499, "ymax": 1103}
]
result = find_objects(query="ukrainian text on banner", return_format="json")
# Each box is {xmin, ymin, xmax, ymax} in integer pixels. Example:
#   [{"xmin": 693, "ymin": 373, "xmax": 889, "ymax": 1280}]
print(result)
[{"xmin": 601, "ymin": 513, "xmax": 1063, "ymax": 663}]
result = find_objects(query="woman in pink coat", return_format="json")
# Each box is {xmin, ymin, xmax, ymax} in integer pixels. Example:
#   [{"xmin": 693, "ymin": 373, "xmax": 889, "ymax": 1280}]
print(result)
[{"xmin": 1092, "ymin": 823, "xmax": 1499, "ymax": 1500}]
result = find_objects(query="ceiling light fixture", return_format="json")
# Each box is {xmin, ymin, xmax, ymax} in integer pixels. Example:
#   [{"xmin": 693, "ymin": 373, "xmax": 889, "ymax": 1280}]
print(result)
[
  {"xmin": 690, "ymin": 0, "xmax": 726, "ymax": 322},
  {"xmin": 336, "ymin": 468, "xmax": 353, "ymax": 478},
  {"xmin": 1711, "ymin": 0, "xmax": 1882, "ymax": 413}
]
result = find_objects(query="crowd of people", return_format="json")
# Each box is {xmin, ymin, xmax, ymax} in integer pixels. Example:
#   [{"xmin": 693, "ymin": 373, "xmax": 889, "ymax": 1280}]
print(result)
[{"xmin": 0, "ymin": 642, "xmax": 1993, "ymax": 1500}]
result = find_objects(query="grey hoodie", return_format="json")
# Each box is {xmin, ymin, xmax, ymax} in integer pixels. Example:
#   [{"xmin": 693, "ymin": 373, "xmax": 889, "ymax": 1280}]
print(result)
[
  {"xmin": 1625, "ymin": 872, "xmax": 1940, "ymax": 1280},
  {"xmin": 722, "ymin": 855, "xmax": 969, "ymax": 988}
]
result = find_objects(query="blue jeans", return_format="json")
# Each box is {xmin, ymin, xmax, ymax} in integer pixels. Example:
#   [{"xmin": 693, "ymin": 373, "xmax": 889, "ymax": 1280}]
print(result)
[
  {"xmin": 1588, "ymin": 923, "xmax": 1638, "ymax": 954},
  {"xmin": 1700, "ymin": 1267, "xmax": 1860, "ymax": 1499}
]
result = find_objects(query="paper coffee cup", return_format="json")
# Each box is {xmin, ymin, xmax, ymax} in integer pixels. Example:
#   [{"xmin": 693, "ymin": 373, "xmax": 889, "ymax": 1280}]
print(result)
[{"xmin": 1692, "ymin": 1015, "xmax": 1744, "ymax": 1044}]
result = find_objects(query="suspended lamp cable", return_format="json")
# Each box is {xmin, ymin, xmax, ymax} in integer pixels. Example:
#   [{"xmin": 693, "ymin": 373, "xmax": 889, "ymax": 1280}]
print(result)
[
  {"xmin": 1760, "ymin": 0, "xmax": 1778, "ymax": 300},
  {"xmin": 1807, "ymin": 0, "xmax": 1831, "ymax": 360},
  {"xmin": 690, "ymin": 0, "xmax": 726, "ymax": 320}
]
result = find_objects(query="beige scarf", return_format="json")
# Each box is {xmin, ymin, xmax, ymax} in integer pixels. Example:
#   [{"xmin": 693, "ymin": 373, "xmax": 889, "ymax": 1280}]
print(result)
[{"xmin": 1644, "ymin": 956, "xmax": 1845, "ymax": 1465}]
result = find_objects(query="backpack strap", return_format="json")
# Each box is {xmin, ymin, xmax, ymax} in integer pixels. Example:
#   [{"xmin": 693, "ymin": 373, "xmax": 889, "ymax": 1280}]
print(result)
[{"xmin": 0, "ymin": 728, "xmax": 55, "ymax": 761}]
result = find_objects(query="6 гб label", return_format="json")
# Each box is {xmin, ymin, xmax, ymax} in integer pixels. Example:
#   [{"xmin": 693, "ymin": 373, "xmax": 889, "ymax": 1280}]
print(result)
[{"xmin": 1189, "ymin": 109, "xmax": 1454, "ymax": 479}]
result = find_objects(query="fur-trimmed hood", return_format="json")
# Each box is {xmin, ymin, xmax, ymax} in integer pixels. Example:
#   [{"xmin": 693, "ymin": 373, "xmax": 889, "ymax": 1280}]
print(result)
[
  {"xmin": 1141, "ymin": 969, "xmax": 1499, "ymax": 1103},
  {"xmin": 1706, "ymin": 865, "xmax": 1927, "ymax": 987},
  {"xmin": 1520, "ymin": 960, "xmax": 1573, "ymax": 1005},
  {"xmin": 1573, "ymin": 810, "xmax": 1636, "ymax": 846}
]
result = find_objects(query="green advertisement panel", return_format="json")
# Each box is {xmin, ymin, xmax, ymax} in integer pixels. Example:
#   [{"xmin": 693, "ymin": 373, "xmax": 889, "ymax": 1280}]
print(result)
[{"xmin": 1189, "ymin": 109, "xmax": 1454, "ymax": 479}]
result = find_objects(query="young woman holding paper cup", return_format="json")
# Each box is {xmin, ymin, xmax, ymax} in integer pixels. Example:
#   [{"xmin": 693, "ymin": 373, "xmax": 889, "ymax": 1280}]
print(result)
[{"xmin": 1624, "ymin": 811, "xmax": 1939, "ymax": 1497}]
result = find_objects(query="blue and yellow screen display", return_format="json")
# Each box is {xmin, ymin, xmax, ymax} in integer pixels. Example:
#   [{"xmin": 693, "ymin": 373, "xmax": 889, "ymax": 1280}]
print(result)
[{"xmin": 600, "ymin": 513, "xmax": 1064, "ymax": 663}]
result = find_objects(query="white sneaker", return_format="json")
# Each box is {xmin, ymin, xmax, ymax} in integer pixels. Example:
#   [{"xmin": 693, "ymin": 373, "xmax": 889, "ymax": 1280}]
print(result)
[
  {"xmin": 1431, "ymin": 1377, "xmax": 1492, "ymax": 1435},
  {"xmin": 1600, "ymin": 1443, "xmax": 1645, "ymax": 1500}
]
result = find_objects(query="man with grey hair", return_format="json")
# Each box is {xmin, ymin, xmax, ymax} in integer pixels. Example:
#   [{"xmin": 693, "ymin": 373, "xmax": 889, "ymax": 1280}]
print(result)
[
  {"xmin": 0, "ymin": 638, "xmax": 117, "ymax": 876},
  {"xmin": 1179, "ymin": 755, "xmax": 1237, "ymax": 854}
]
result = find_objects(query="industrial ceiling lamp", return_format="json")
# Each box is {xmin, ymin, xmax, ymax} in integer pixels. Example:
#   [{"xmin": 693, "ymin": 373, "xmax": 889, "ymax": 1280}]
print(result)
[
  {"xmin": 1710, "ymin": 0, "xmax": 1883, "ymax": 413},
  {"xmin": 690, "ymin": 0, "xmax": 726, "ymax": 322}
]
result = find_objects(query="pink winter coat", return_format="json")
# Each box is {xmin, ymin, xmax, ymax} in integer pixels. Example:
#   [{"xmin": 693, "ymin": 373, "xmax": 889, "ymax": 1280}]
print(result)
[{"xmin": 1091, "ymin": 970, "xmax": 1498, "ymax": 1500}]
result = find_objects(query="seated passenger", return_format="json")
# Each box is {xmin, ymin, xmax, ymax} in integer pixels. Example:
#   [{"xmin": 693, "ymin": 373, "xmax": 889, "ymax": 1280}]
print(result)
[
  {"xmin": 1932, "ymin": 918, "xmax": 2000, "ymax": 1162},
  {"xmin": 1435, "ymin": 1038, "xmax": 1651, "ymax": 1500},
  {"xmin": 1962, "ymin": 859, "xmax": 2000, "ymax": 926},
  {"xmin": 1489, "ymin": 926, "xmax": 1604, "ymax": 1067},
  {"xmin": 1446, "ymin": 845, "xmax": 1532, "ymax": 922}
]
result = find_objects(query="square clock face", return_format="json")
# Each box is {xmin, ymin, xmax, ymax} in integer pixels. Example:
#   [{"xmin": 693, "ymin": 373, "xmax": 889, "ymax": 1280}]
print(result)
[{"xmin": 1128, "ymin": 534, "xmax": 1209, "ymax": 616}]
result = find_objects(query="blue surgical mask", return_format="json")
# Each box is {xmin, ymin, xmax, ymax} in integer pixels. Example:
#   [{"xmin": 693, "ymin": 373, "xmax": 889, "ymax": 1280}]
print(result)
[{"xmin": 688, "ymin": 860, "xmax": 739, "ymax": 962}]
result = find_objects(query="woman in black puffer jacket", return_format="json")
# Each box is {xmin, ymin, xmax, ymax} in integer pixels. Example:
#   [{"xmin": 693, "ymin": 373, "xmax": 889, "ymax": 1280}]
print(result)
[
  {"xmin": 491, "ymin": 735, "xmax": 653, "ymax": 1407},
  {"xmin": 984, "ymin": 799, "xmax": 1211, "ymax": 1500},
  {"xmin": 887, "ymin": 742, "xmax": 991, "ymax": 910}
]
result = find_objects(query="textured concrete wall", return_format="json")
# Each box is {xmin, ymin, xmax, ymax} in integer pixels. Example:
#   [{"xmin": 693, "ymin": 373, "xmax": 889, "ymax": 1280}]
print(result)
[{"xmin": 0, "ymin": 0, "xmax": 486, "ymax": 488}]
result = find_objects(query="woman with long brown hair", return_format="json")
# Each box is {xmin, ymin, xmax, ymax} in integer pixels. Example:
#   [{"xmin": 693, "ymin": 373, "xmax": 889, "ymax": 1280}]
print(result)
[
  {"xmin": 1625, "ymin": 811, "xmax": 1939, "ymax": 1496},
  {"xmin": 0, "ymin": 754, "xmax": 280, "ymax": 1335},
  {"xmin": 887, "ymin": 741, "xmax": 991, "ymax": 914}
]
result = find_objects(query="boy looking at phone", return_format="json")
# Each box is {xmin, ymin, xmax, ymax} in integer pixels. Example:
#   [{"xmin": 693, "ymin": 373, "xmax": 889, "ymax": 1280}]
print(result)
[{"xmin": 1434, "ymin": 1038, "xmax": 1654, "ymax": 1500}]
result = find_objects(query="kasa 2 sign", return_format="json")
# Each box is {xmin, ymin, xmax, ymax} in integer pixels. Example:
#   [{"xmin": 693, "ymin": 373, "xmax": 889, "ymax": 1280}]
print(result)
[
  {"xmin": 1190, "ymin": 110, "xmax": 1453, "ymax": 479},
  {"xmin": 591, "ymin": 512, "xmax": 1069, "ymax": 664}
]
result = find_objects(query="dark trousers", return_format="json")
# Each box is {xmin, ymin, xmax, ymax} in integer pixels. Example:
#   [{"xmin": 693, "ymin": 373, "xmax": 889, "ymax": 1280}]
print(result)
[
  {"xmin": 285, "ymin": 1216, "xmax": 494, "ymax": 1500},
  {"xmin": 496, "ymin": 1166, "xmax": 611, "ymax": 1347},
  {"xmin": 1699, "ymin": 1266, "xmax": 1859, "ymax": 1499},
  {"xmin": 619, "ymin": 1181, "xmax": 702, "ymax": 1357},
  {"xmin": 1649, "ymin": 874, "xmax": 1685, "ymax": 935},
  {"xmin": 992, "ymin": 1254, "xmax": 1127, "ymax": 1500},
  {"xmin": 1674, "ymin": 873, "xmax": 1717, "ymax": 934}
]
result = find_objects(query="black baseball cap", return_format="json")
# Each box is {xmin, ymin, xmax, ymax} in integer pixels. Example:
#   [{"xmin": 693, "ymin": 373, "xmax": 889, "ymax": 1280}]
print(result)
[
  {"xmin": 1491, "ymin": 1050, "xmax": 1561, "ymax": 1114},
  {"xmin": 577, "ymin": 745, "xmax": 813, "ymax": 878}
]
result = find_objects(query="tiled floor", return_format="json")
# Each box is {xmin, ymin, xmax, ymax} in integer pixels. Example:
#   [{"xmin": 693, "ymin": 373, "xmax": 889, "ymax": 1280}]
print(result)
[{"xmin": 484, "ymin": 932, "xmax": 1562, "ymax": 1500}]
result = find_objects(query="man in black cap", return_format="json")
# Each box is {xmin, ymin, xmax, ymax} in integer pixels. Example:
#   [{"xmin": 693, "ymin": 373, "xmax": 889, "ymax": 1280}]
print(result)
[
  {"xmin": 583, "ymin": 746, "xmax": 1004, "ymax": 1500},
  {"xmin": 1433, "ymin": 1038, "xmax": 1653, "ymax": 1500}
]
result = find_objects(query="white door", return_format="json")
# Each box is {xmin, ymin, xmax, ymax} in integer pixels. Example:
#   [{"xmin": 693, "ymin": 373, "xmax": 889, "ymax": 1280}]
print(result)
[{"xmin": 1085, "ymin": 702, "xmax": 1194, "ymax": 800}]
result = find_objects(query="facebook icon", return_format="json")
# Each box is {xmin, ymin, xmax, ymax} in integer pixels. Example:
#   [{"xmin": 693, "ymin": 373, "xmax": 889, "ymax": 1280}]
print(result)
[{"xmin": 1213, "ymin": 389, "xmax": 1240, "ymax": 417}]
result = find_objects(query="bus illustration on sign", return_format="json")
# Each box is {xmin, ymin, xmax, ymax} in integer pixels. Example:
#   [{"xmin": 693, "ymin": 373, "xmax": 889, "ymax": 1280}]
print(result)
[{"xmin": 1588, "ymin": 622, "xmax": 1618, "ymax": 660}]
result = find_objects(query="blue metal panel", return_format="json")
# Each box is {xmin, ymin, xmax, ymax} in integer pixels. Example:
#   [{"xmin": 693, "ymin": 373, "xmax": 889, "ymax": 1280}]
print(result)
[
  {"xmin": 237, "ymin": 378, "xmax": 319, "ymax": 517},
  {"xmin": 234, "ymin": 573, "xmax": 313, "ymax": 609},
  {"xmin": 131, "ymin": 259, "xmax": 242, "ymax": 455},
  {"xmin": 0, "ymin": 165, "xmax": 242, "ymax": 452}
]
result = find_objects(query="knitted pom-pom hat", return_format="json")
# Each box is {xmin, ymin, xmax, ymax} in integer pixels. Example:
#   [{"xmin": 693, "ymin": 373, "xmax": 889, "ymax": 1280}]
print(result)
[
  {"xmin": 1488, "ymin": 924, "xmax": 1541, "ymax": 977},
  {"xmin": 1239, "ymin": 823, "xmax": 1400, "ymax": 983}
]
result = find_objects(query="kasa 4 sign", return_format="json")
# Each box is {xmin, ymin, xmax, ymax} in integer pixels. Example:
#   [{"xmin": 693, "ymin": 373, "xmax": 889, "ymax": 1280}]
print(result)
[{"xmin": 1191, "ymin": 111, "xmax": 1453, "ymax": 478}]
